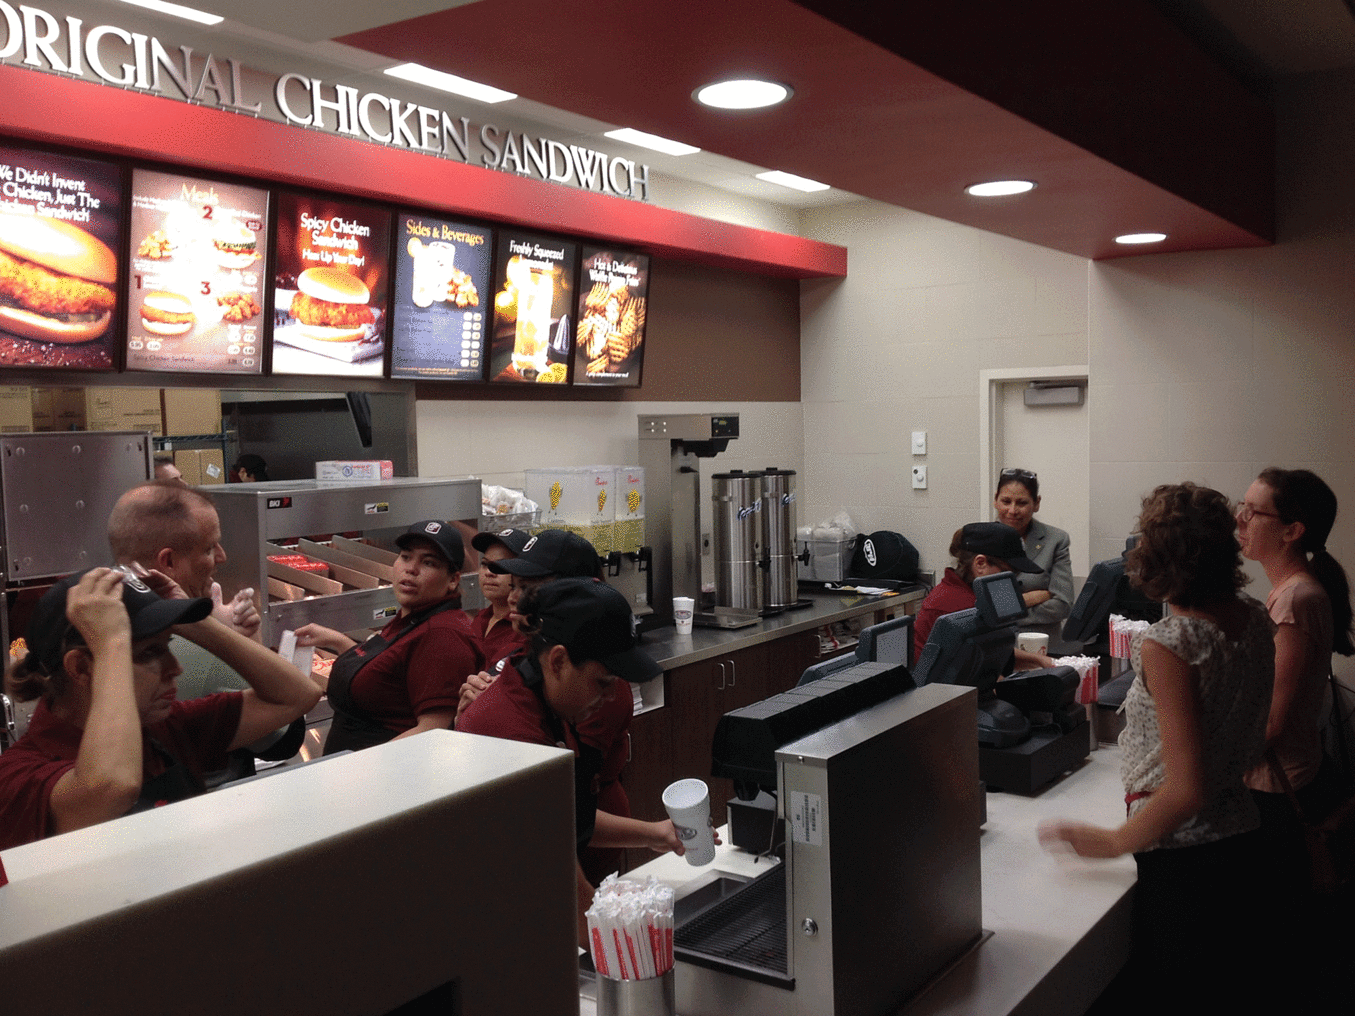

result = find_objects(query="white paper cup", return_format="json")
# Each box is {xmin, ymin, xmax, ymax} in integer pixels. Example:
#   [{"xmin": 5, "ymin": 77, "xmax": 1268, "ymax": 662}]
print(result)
[
  {"xmin": 673, "ymin": 596, "xmax": 694, "ymax": 635},
  {"xmin": 662, "ymin": 778, "xmax": 715, "ymax": 866},
  {"xmin": 1017, "ymin": 631, "xmax": 1049, "ymax": 656}
]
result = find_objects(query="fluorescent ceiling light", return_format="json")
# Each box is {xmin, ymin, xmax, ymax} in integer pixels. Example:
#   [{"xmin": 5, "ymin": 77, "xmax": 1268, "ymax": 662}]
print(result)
[
  {"xmin": 695, "ymin": 79, "xmax": 791, "ymax": 110},
  {"xmin": 1115, "ymin": 232, "xmax": 1168, "ymax": 244},
  {"xmin": 384, "ymin": 63, "xmax": 517, "ymax": 104},
  {"xmin": 756, "ymin": 170, "xmax": 830, "ymax": 193},
  {"xmin": 117, "ymin": 0, "xmax": 223, "ymax": 24},
  {"xmin": 604, "ymin": 128, "xmax": 700, "ymax": 157},
  {"xmin": 966, "ymin": 180, "xmax": 1035, "ymax": 197}
]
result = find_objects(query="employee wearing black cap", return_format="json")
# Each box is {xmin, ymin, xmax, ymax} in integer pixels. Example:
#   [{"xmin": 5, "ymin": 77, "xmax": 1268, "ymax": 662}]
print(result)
[
  {"xmin": 0, "ymin": 567, "xmax": 321, "ymax": 850},
  {"xmin": 468, "ymin": 527, "xmax": 533, "ymax": 664},
  {"xmin": 295, "ymin": 521, "xmax": 485, "ymax": 754},
  {"xmin": 457, "ymin": 578, "xmax": 692, "ymax": 938},
  {"xmin": 913, "ymin": 521, "xmax": 1058, "ymax": 669}
]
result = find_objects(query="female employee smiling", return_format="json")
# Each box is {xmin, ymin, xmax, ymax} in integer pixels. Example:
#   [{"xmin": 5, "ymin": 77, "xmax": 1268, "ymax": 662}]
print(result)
[{"xmin": 994, "ymin": 468, "xmax": 1073, "ymax": 641}]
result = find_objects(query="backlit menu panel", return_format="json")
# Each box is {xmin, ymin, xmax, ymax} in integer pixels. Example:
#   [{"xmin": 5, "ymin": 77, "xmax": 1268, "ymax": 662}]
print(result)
[
  {"xmin": 271, "ymin": 192, "xmax": 390, "ymax": 378},
  {"xmin": 488, "ymin": 230, "xmax": 578, "ymax": 386},
  {"xmin": 126, "ymin": 169, "xmax": 268, "ymax": 374},
  {"xmin": 571, "ymin": 247, "xmax": 649, "ymax": 387},
  {"xmin": 390, "ymin": 213, "xmax": 493, "ymax": 381},
  {"xmin": 0, "ymin": 144, "xmax": 121, "ymax": 371}
]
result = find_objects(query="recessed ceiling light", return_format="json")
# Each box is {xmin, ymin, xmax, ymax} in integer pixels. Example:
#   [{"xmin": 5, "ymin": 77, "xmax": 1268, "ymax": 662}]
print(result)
[
  {"xmin": 117, "ymin": 0, "xmax": 223, "ymax": 24},
  {"xmin": 603, "ymin": 128, "xmax": 701, "ymax": 157},
  {"xmin": 965, "ymin": 180, "xmax": 1036, "ymax": 197},
  {"xmin": 384, "ymin": 63, "xmax": 517, "ymax": 104},
  {"xmin": 755, "ymin": 170, "xmax": 830, "ymax": 193},
  {"xmin": 1115, "ymin": 232, "xmax": 1168, "ymax": 244},
  {"xmin": 695, "ymin": 79, "xmax": 791, "ymax": 110}
]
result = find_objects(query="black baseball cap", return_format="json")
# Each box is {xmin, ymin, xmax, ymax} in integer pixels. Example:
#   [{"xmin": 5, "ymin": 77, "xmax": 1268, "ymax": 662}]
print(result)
[
  {"xmin": 27, "ymin": 568, "xmax": 213, "ymax": 674},
  {"xmin": 960, "ymin": 522, "xmax": 1042, "ymax": 573},
  {"xmin": 534, "ymin": 578, "xmax": 661, "ymax": 684},
  {"xmin": 488, "ymin": 529, "xmax": 601, "ymax": 579},
  {"xmin": 395, "ymin": 520, "xmax": 466, "ymax": 570},
  {"xmin": 470, "ymin": 527, "xmax": 533, "ymax": 556}
]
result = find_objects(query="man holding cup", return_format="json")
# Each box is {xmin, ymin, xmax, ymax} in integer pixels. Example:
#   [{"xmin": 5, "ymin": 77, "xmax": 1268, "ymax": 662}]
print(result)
[{"xmin": 458, "ymin": 578, "xmax": 705, "ymax": 938}]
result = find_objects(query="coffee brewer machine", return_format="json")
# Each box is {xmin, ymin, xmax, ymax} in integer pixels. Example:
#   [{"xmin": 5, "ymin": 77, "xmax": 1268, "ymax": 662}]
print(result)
[{"xmin": 637, "ymin": 413, "xmax": 749, "ymax": 629}]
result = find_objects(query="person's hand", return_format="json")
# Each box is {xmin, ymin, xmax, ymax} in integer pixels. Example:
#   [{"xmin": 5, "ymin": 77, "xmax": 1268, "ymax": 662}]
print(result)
[
  {"xmin": 132, "ymin": 563, "xmax": 188, "ymax": 601},
  {"xmin": 1034, "ymin": 653, "xmax": 1056, "ymax": 669},
  {"xmin": 294, "ymin": 623, "xmax": 350, "ymax": 654},
  {"xmin": 1038, "ymin": 819, "xmax": 1124, "ymax": 859},
  {"xmin": 650, "ymin": 819, "xmax": 722, "ymax": 856},
  {"xmin": 456, "ymin": 670, "xmax": 497, "ymax": 721},
  {"xmin": 65, "ymin": 568, "xmax": 132, "ymax": 652},
  {"xmin": 212, "ymin": 583, "xmax": 260, "ymax": 638}
]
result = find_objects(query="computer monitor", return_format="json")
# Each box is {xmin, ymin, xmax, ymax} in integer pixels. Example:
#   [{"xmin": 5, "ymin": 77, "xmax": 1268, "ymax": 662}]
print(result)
[
  {"xmin": 1061, "ymin": 557, "xmax": 1126, "ymax": 646},
  {"xmin": 913, "ymin": 572, "xmax": 1027, "ymax": 691},
  {"xmin": 855, "ymin": 614, "xmax": 915, "ymax": 668},
  {"xmin": 797, "ymin": 652, "xmax": 860, "ymax": 687}
]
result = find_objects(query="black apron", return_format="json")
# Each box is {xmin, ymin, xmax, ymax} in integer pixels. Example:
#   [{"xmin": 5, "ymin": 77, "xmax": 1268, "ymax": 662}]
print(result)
[
  {"xmin": 324, "ymin": 599, "xmax": 461, "ymax": 755},
  {"xmin": 127, "ymin": 738, "xmax": 203, "ymax": 812},
  {"xmin": 515, "ymin": 655, "xmax": 605, "ymax": 852}
]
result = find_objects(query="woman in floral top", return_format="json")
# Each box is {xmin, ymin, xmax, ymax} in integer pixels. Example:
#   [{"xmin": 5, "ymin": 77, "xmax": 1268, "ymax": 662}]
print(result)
[{"xmin": 1042, "ymin": 483, "xmax": 1274, "ymax": 1008}]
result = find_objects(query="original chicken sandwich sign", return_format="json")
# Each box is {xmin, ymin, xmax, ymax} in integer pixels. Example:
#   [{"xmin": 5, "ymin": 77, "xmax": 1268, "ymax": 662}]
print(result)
[{"xmin": 0, "ymin": 1, "xmax": 653, "ymax": 202}]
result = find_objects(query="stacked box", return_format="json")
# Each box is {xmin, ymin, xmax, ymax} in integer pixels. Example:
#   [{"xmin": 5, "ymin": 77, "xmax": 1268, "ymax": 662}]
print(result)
[
  {"xmin": 85, "ymin": 388, "xmax": 163, "ymax": 435},
  {"xmin": 0, "ymin": 387, "xmax": 33, "ymax": 432},
  {"xmin": 524, "ymin": 466, "xmax": 615, "ymax": 554},
  {"xmin": 613, "ymin": 466, "xmax": 645, "ymax": 553},
  {"xmin": 162, "ymin": 389, "xmax": 222, "ymax": 436},
  {"xmin": 173, "ymin": 448, "xmax": 227, "ymax": 486}
]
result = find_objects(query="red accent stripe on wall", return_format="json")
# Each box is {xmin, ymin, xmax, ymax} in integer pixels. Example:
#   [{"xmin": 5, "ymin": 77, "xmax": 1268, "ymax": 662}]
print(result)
[{"xmin": 0, "ymin": 64, "xmax": 845, "ymax": 279}]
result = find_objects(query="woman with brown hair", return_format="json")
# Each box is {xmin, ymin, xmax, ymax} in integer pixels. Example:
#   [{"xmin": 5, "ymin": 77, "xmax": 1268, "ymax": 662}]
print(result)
[{"xmin": 1041, "ymin": 483, "xmax": 1274, "ymax": 1006}]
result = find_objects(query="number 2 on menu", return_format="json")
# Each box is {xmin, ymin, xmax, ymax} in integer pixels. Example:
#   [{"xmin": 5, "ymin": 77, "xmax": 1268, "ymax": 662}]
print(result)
[{"xmin": 200, "ymin": 205, "xmax": 213, "ymax": 220}]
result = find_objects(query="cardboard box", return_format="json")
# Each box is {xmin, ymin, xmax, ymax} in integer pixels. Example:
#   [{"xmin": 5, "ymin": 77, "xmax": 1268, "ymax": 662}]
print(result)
[
  {"xmin": 173, "ymin": 449, "xmax": 202, "ymax": 485},
  {"xmin": 162, "ymin": 388, "xmax": 222, "ymax": 437},
  {"xmin": 0, "ymin": 386, "xmax": 34, "ymax": 432},
  {"xmin": 316, "ymin": 460, "xmax": 394, "ymax": 482},
  {"xmin": 51, "ymin": 388, "xmax": 86, "ymax": 430},
  {"xmin": 85, "ymin": 388, "xmax": 162, "ymax": 435},
  {"xmin": 198, "ymin": 447, "xmax": 226, "ymax": 485},
  {"xmin": 30, "ymin": 388, "xmax": 54, "ymax": 431}
]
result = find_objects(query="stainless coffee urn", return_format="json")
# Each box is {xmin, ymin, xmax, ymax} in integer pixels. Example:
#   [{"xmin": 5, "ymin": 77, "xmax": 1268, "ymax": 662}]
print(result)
[
  {"xmin": 760, "ymin": 467, "xmax": 799, "ymax": 611},
  {"xmin": 710, "ymin": 470, "xmax": 763, "ymax": 614}
]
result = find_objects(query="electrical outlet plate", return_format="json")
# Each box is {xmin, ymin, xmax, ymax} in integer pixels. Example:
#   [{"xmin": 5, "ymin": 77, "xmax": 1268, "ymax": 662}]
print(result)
[
  {"xmin": 911, "ymin": 431, "xmax": 927, "ymax": 455},
  {"xmin": 911, "ymin": 465, "xmax": 928, "ymax": 489}
]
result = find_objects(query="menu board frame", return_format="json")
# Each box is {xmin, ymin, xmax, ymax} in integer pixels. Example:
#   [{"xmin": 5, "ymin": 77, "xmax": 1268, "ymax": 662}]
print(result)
[
  {"xmin": 389, "ymin": 210, "xmax": 495, "ymax": 382},
  {"xmin": 0, "ymin": 141, "xmax": 124, "ymax": 372},
  {"xmin": 571, "ymin": 246, "xmax": 650, "ymax": 388},
  {"xmin": 124, "ymin": 167, "xmax": 270, "ymax": 376},
  {"xmin": 486, "ymin": 229, "xmax": 579, "ymax": 387},
  {"xmin": 269, "ymin": 190, "xmax": 393, "ymax": 380}
]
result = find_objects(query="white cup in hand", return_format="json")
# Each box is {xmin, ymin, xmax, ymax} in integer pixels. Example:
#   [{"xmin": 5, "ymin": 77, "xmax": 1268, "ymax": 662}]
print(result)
[{"xmin": 663, "ymin": 778, "xmax": 715, "ymax": 866}]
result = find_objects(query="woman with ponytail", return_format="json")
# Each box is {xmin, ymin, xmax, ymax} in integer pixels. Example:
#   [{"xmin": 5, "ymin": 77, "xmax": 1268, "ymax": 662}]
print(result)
[{"xmin": 1236, "ymin": 468, "xmax": 1351, "ymax": 818}]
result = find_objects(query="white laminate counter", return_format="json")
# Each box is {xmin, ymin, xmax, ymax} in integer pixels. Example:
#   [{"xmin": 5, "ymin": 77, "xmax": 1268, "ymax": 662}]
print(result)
[{"xmin": 585, "ymin": 747, "xmax": 1135, "ymax": 1016}]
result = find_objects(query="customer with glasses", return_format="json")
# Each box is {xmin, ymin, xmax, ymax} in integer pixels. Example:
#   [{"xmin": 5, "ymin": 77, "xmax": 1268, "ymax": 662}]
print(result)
[
  {"xmin": 1237, "ymin": 469, "xmax": 1352, "ymax": 970},
  {"xmin": 994, "ymin": 468, "xmax": 1073, "ymax": 646}
]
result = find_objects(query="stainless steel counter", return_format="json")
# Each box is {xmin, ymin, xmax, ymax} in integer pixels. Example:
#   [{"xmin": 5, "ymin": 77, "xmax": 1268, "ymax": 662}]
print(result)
[{"xmin": 639, "ymin": 586, "xmax": 927, "ymax": 670}]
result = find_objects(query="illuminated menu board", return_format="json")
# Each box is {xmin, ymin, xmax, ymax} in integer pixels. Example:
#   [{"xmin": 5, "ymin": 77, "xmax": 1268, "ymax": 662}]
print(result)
[
  {"xmin": 271, "ymin": 192, "xmax": 390, "ymax": 378},
  {"xmin": 572, "ymin": 247, "xmax": 650, "ymax": 388},
  {"xmin": 126, "ymin": 169, "xmax": 268, "ymax": 374},
  {"xmin": 488, "ymin": 230, "xmax": 578, "ymax": 385},
  {"xmin": 0, "ymin": 144, "xmax": 121, "ymax": 371},
  {"xmin": 390, "ymin": 213, "xmax": 493, "ymax": 381}
]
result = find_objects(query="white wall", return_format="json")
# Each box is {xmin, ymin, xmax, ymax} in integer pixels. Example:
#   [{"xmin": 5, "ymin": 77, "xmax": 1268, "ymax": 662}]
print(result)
[{"xmin": 797, "ymin": 200, "xmax": 1089, "ymax": 574}]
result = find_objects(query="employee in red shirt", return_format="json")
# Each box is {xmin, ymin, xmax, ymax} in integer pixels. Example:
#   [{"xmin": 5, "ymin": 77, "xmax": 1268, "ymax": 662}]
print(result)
[
  {"xmin": 468, "ymin": 527, "xmax": 532, "ymax": 664},
  {"xmin": 913, "ymin": 522, "xmax": 1056, "ymax": 669},
  {"xmin": 0, "ymin": 567, "xmax": 320, "ymax": 850},
  {"xmin": 296, "ymin": 521, "xmax": 484, "ymax": 753}
]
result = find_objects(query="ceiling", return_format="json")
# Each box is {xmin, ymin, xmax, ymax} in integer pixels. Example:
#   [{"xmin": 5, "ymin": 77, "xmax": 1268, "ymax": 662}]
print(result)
[{"xmin": 103, "ymin": 0, "xmax": 1355, "ymax": 260}]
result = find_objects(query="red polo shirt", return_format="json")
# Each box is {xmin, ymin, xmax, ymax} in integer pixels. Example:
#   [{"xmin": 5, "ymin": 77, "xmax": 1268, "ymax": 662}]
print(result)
[{"xmin": 914, "ymin": 568, "xmax": 978, "ymax": 660}]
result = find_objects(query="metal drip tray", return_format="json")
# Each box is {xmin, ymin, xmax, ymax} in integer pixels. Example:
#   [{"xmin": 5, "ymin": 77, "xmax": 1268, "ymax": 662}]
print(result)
[{"xmin": 674, "ymin": 863, "xmax": 793, "ymax": 988}]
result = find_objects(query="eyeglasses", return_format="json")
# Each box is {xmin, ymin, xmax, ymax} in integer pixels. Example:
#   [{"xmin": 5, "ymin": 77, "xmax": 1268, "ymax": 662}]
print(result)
[
  {"xmin": 999, "ymin": 468, "xmax": 1037, "ymax": 482},
  {"xmin": 1235, "ymin": 503, "xmax": 1282, "ymax": 524}
]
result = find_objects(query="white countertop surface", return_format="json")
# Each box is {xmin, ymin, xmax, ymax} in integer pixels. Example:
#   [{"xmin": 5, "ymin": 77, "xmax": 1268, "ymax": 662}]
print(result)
[{"xmin": 583, "ymin": 745, "xmax": 1135, "ymax": 1016}]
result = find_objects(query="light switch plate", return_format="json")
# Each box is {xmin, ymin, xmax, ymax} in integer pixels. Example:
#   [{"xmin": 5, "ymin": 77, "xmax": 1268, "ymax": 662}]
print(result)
[
  {"xmin": 912, "ymin": 465, "xmax": 928, "ymax": 489},
  {"xmin": 911, "ymin": 431, "xmax": 927, "ymax": 455}
]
